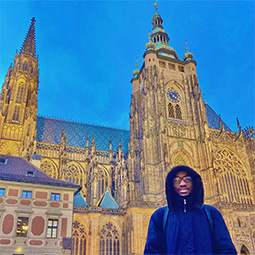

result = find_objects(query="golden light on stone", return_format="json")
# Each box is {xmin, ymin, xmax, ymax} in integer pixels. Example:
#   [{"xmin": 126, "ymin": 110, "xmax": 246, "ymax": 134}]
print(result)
[{"xmin": 16, "ymin": 248, "xmax": 22, "ymax": 253}]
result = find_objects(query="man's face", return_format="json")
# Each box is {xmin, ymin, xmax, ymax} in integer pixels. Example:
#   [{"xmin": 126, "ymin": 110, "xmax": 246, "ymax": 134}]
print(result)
[{"xmin": 173, "ymin": 171, "xmax": 193, "ymax": 196}]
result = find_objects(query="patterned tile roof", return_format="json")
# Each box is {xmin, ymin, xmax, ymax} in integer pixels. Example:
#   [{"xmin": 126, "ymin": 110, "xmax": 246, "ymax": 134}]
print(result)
[
  {"xmin": 97, "ymin": 188, "xmax": 119, "ymax": 209},
  {"xmin": 36, "ymin": 116, "xmax": 129, "ymax": 153},
  {"xmin": 205, "ymin": 103, "xmax": 231, "ymax": 131},
  {"xmin": 74, "ymin": 192, "xmax": 89, "ymax": 207},
  {"xmin": 36, "ymin": 103, "xmax": 230, "ymax": 154},
  {"xmin": 0, "ymin": 154, "xmax": 80, "ymax": 190}
]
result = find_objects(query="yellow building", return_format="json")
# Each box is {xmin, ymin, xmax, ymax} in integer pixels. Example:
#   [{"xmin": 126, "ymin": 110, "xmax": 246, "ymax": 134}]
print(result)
[{"xmin": 0, "ymin": 5, "xmax": 254, "ymax": 255}]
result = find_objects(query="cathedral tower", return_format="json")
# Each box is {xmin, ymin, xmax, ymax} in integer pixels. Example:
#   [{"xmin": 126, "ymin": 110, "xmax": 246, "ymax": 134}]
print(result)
[
  {"xmin": 129, "ymin": 3, "xmax": 210, "ymax": 203},
  {"xmin": 0, "ymin": 18, "xmax": 39, "ymax": 159}
]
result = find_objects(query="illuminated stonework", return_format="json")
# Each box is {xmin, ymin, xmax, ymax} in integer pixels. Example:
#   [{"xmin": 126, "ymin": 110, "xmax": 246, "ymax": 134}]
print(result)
[{"xmin": 0, "ymin": 8, "xmax": 254, "ymax": 255}]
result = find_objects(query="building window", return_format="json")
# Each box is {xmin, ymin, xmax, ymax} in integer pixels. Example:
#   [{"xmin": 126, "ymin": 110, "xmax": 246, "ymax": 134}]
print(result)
[
  {"xmin": 0, "ymin": 158, "xmax": 7, "ymax": 164},
  {"xmin": 175, "ymin": 104, "xmax": 182, "ymax": 119},
  {"xmin": 72, "ymin": 221, "xmax": 87, "ymax": 255},
  {"xmin": 26, "ymin": 171, "xmax": 34, "ymax": 177},
  {"xmin": 50, "ymin": 193, "xmax": 60, "ymax": 201},
  {"xmin": 16, "ymin": 86, "xmax": 24, "ymax": 103},
  {"xmin": 47, "ymin": 219, "xmax": 58, "ymax": 238},
  {"xmin": 0, "ymin": 188, "xmax": 5, "ymax": 196},
  {"xmin": 168, "ymin": 103, "xmax": 175, "ymax": 118},
  {"xmin": 159, "ymin": 61, "xmax": 166, "ymax": 68},
  {"xmin": 96, "ymin": 166, "xmax": 108, "ymax": 201},
  {"xmin": 65, "ymin": 163, "xmax": 83, "ymax": 186},
  {"xmin": 22, "ymin": 62, "xmax": 28, "ymax": 71},
  {"xmin": 214, "ymin": 149, "xmax": 253, "ymax": 205},
  {"xmin": 168, "ymin": 63, "xmax": 175, "ymax": 70},
  {"xmin": 16, "ymin": 217, "xmax": 29, "ymax": 237},
  {"xmin": 21, "ymin": 190, "xmax": 32, "ymax": 198},
  {"xmin": 12, "ymin": 105, "xmax": 20, "ymax": 121},
  {"xmin": 100, "ymin": 222, "xmax": 120, "ymax": 255},
  {"xmin": 178, "ymin": 66, "xmax": 184, "ymax": 72}
]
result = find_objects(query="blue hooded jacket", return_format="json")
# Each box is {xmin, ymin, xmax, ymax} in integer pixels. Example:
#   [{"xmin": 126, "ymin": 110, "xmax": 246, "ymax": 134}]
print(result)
[{"xmin": 144, "ymin": 165, "xmax": 237, "ymax": 255}]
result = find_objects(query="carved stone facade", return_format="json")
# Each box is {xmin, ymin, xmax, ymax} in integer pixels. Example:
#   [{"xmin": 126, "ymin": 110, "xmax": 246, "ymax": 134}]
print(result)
[{"xmin": 0, "ymin": 9, "xmax": 254, "ymax": 255}]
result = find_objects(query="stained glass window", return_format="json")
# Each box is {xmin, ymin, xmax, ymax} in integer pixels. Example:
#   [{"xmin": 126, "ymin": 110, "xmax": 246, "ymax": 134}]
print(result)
[
  {"xmin": 214, "ymin": 149, "xmax": 252, "ymax": 205},
  {"xmin": 175, "ymin": 104, "xmax": 182, "ymax": 119},
  {"xmin": 168, "ymin": 103, "xmax": 174, "ymax": 118},
  {"xmin": 72, "ymin": 220, "xmax": 87, "ymax": 255},
  {"xmin": 99, "ymin": 222, "xmax": 120, "ymax": 255}
]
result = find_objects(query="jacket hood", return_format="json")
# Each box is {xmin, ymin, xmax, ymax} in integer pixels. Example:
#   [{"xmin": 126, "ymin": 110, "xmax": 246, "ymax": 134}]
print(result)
[{"xmin": 165, "ymin": 165, "xmax": 204, "ymax": 211}]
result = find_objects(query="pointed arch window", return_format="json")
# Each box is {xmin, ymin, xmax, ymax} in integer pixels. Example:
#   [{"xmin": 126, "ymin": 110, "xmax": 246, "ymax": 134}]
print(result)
[
  {"xmin": 16, "ymin": 86, "xmax": 24, "ymax": 103},
  {"xmin": 214, "ymin": 149, "xmax": 252, "ymax": 205},
  {"xmin": 100, "ymin": 222, "xmax": 120, "ymax": 255},
  {"xmin": 65, "ymin": 163, "xmax": 84, "ymax": 186},
  {"xmin": 240, "ymin": 244, "xmax": 250, "ymax": 255},
  {"xmin": 12, "ymin": 105, "xmax": 20, "ymax": 121},
  {"xmin": 41, "ymin": 159, "xmax": 58, "ymax": 179},
  {"xmin": 96, "ymin": 166, "xmax": 109, "ymax": 200},
  {"xmin": 175, "ymin": 104, "xmax": 182, "ymax": 119},
  {"xmin": 72, "ymin": 221, "xmax": 87, "ymax": 255},
  {"xmin": 168, "ymin": 103, "xmax": 175, "ymax": 118},
  {"xmin": 23, "ymin": 62, "xmax": 28, "ymax": 71}
]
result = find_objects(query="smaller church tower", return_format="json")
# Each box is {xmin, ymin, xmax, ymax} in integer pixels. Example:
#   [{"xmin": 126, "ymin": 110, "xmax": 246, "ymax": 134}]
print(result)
[{"xmin": 0, "ymin": 18, "xmax": 39, "ymax": 159}]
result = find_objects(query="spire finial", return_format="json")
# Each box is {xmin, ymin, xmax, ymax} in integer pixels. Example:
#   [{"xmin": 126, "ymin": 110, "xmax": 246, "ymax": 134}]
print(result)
[
  {"xmin": 236, "ymin": 118, "xmax": 242, "ymax": 133},
  {"xmin": 154, "ymin": 0, "xmax": 158, "ymax": 10},
  {"xmin": 183, "ymin": 39, "xmax": 194, "ymax": 61},
  {"xmin": 132, "ymin": 59, "xmax": 139, "ymax": 77},
  {"xmin": 185, "ymin": 39, "xmax": 188, "ymax": 52}
]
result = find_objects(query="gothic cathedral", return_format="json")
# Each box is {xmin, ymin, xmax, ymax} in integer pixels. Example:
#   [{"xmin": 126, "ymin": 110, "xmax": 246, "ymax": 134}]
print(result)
[{"xmin": 0, "ymin": 4, "xmax": 254, "ymax": 255}]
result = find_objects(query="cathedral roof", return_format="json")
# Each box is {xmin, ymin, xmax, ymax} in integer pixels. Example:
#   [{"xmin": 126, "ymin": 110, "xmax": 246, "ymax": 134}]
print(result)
[
  {"xmin": 205, "ymin": 103, "xmax": 231, "ymax": 131},
  {"xmin": 0, "ymin": 154, "xmax": 80, "ymax": 190},
  {"xmin": 74, "ymin": 192, "xmax": 89, "ymax": 207},
  {"xmin": 97, "ymin": 188, "xmax": 119, "ymax": 209},
  {"xmin": 36, "ymin": 116, "xmax": 129, "ymax": 153},
  {"xmin": 36, "ymin": 104, "xmax": 231, "ymax": 153}
]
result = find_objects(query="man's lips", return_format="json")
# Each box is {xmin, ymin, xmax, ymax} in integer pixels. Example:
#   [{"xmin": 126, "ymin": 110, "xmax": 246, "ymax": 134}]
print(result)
[{"xmin": 178, "ymin": 189, "xmax": 189, "ymax": 193}]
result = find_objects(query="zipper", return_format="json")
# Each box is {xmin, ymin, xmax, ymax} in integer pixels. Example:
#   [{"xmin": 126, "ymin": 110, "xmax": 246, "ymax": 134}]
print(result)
[{"xmin": 184, "ymin": 199, "xmax": 186, "ymax": 213}]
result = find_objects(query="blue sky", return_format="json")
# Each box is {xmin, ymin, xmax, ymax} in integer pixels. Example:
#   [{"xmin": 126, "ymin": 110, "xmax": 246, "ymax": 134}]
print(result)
[{"xmin": 0, "ymin": 1, "xmax": 254, "ymax": 132}]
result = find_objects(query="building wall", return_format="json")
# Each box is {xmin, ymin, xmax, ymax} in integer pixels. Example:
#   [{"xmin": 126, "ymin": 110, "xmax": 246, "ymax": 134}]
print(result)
[
  {"xmin": 0, "ymin": 12, "xmax": 254, "ymax": 255},
  {"xmin": 0, "ymin": 181, "xmax": 75, "ymax": 255}
]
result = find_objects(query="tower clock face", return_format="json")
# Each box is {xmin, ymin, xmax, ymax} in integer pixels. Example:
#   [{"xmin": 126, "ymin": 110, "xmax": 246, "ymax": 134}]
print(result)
[{"xmin": 167, "ymin": 90, "xmax": 180, "ymax": 103}]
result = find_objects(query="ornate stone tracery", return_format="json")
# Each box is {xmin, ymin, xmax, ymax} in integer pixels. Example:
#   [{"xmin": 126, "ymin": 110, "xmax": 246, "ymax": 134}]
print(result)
[
  {"xmin": 214, "ymin": 149, "xmax": 252, "ymax": 204},
  {"xmin": 65, "ymin": 162, "xmax": 84, "ymax": 186},
  {"xmin": 41, "ymin": 158, "xmax": 58, "ymax": 178},
  {"xmin": 72, "ymin": 220, "xmax": 87, "ymax": 255},
  {"xmin": 99, "ymin": 222, "xmax": 120, "ymax": 255}
]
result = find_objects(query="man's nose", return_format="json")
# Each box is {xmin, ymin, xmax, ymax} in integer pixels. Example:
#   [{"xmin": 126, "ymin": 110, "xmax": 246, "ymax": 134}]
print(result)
[{"xmin": 179, "ymin": 179, "xmax": 187, "ymax": 186}]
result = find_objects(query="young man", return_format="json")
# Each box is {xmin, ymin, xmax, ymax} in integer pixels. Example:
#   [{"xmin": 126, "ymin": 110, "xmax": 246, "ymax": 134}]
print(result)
[{"xmin": 144, "ymin": 165, "xmax": 237, "ymax": 255}]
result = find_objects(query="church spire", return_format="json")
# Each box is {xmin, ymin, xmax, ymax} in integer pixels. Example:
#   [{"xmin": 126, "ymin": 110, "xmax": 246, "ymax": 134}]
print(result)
[
  {"xmin": 146, "ymin": 1, "xmax": 178, "ymax": 60},
  {"xmin": 20, "ymin": 17, "xmax": 36, "ymax": 58},
  {"xmin": 150, "ymin": 1, "xmax": 169, "ymax": 47}
]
